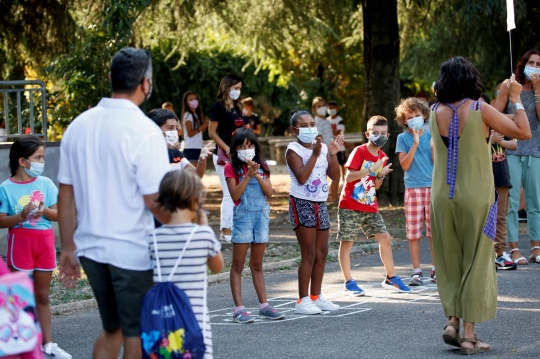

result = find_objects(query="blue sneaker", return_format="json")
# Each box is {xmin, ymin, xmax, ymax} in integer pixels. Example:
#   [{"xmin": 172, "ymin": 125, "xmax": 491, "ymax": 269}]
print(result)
[
  {"xmin": 232, "ymin": 309, "xmax": 255, "ymax": 324},
  {"xmin": 382, "ymin": 274, "xmax": 412, "ymax": 293},
  {"xmin": 344, "ymin": 279, "xmax": 365, "ymax": 297}
]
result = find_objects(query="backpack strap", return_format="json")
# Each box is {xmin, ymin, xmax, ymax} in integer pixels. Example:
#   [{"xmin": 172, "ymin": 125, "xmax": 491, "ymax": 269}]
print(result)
[
  {"xmin": 167, "ymin": 225, "xmax": 199, "ymax": 282},
  {"xmin": 152, "ymin": 231, "xmax": 163, "ymax": 282}
]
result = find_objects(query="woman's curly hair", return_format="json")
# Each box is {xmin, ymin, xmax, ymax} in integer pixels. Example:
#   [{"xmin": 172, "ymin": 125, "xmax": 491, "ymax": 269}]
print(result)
[{"xmin": 434, "ymin": 57, "xmax": 484, "ymax": 103}]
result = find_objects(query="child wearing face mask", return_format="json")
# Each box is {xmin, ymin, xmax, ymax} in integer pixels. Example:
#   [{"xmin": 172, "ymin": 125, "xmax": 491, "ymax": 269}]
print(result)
[
  {"xmin": 147, "ymin": 108, "xmax": 214, "ymax": 179},
  {"xmin": 286, "ymin": 110, "xmax": 344, "ymax": 315},
  {"xmin": 224, "ymin": 128, "xmax": 285, "ymax": 323},
  {"xmin": 337, "ymin": 116, "xmax": 412, "ymax": 296},
  {"xmin": 181, "ymin": 91, "xmax": 209, "ymax": 165},
  {"xmin": 312, "ymin": 97, "xmax": 334, "ymax": 147},
  {"xmin": 0, "ymin": 136, "xmax": 72, "ymax": 359},
  {"xmin": 394, "ymin": 98, "xmax": 436, "ymax": 286}
]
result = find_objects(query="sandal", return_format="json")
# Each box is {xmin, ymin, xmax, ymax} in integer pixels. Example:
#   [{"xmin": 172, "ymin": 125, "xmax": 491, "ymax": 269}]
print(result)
[
  {"xmin": 529, "ymin": 246, "xmax": 540, "ymax": 264},
  {"xmin": 442, "ymin": 321, "xmax": 461, "ymax": 348},
  {"xmin": 460, "ymin": 336, "xmax": 492, "ymax": 355},
  {"xmin": 510, "ymin": 248, "xmax": 529, "ymax": 265}
]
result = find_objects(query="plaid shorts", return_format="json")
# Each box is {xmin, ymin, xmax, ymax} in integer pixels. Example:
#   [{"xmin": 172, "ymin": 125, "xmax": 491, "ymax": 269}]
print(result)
[
  {"xmin": 337, "ymin": 208, "xmax": 387, "ymax": 241},
  {"xmin": 404, "ymin": 187, "xmax": 432, "ymax": 240}
]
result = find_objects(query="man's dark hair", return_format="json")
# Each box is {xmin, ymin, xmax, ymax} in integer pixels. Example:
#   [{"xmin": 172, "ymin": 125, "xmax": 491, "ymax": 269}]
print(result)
[
  {"xmin": 434, "ymin": 57, "xmax": 484, "ymax": 103},
  {"xmin": 147, "ymin": 109, "xmax": 179, "ymax": 128},
  {"xmin": 110, "ymin": 47, "xmax": 152, "ymax": 94},
  {"xmin": 328, "ymin": 101, "xmax": 338, "ymax": 106}
]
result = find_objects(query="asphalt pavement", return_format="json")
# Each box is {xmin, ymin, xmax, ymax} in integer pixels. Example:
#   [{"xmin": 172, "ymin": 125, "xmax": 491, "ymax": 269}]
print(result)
[{"xmin": 51, "ymin": 231, "xmax": 540, "ymax": 359}]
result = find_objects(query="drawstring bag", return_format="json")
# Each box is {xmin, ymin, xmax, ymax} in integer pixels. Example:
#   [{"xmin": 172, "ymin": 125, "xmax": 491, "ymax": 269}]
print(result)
[
  {"xmin": 140, "ymin": 226, "xmax": 206, "ymax": 359},
  {"xmin": 0, "ymin": 258, "xmax": 42, "ymax": 358}
]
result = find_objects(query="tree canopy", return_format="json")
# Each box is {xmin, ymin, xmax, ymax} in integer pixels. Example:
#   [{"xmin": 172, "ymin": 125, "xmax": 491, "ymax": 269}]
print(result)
[{"xmin": 1, "ymin": 0, "xmax": 538, "ymax": 202}]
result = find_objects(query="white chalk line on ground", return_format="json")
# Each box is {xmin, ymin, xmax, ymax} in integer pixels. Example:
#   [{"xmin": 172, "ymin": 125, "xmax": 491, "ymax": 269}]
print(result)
[{"xmin": 209, "ymin": 282, "xmax": 439, "ymax": 324}]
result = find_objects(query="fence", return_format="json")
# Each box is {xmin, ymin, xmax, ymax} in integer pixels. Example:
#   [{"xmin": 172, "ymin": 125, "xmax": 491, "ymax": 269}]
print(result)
[{"xmin": 0, "ymin": 80, "xmax": 48, "ymax": 140}]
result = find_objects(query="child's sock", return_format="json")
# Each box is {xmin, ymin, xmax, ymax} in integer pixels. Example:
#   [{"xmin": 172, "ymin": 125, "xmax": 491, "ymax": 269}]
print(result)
[
  {"xmin": 234, "ymin": 306, "xmax": 245, "ymax": 314},
  {"xmin": 309, "ymin": 294, "xmax": 319, "ymax": 301},
  {"xmin": 432, "ymin": 265, "xmax": 436, "ymax": 271},
  {"xmin": 259, "ymin": 303, "xmax": 269, "ymax": 310},
  {"xmin": 413, "ymin": 268, "xmax": 422, "ymax": 273}
]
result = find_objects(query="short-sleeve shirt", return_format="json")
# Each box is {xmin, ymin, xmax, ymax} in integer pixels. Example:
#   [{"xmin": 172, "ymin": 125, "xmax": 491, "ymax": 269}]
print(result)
[
  {"xmin": 168, "ymin": 148, "xmax": 189, "ymax": 167},
  {"xmin": 286, "ymin": 142, "xmax": 329, "ymax": 202},
  {"xmin": 315, "ymin": 116, "xmax": 334, "ymax": 147},
  {"xmin": 58, "ymin": 97, "xmax": 170, "ymax": 271},
  {"xmin": 395, "ymin": 130, "xmax": 433, "ymax": 189},
  {"xmin": 149, "ymin": 224, "xmax": 221, "ymax": 359},
  {"xmin": 209, "ymin": 101, "xmax": 243, "ymax": 153},
  {"xmin": 339, "ymin": 144, "xmax": 386, "ymax": 213},
  {"xmin": 0, "ymin": 176, "xmax": 58, "ymax": 230},
  {"xmin": 183, "ymin": 112, "xmax": 203, "ymax": 149},
  {"xmin": 224, "ymin": 163, "xmax": 270, "ymax": 205},
  {"xmin": 491, "ymin": 135, "xmax": 512, "ymax": 188},
  {"xmin": 327, "ymin": 116, "xmax": 345, "ymax": 151},
  {"xmin": 242, "ymin": 114, "xmax": 261, "ymax": 132}
]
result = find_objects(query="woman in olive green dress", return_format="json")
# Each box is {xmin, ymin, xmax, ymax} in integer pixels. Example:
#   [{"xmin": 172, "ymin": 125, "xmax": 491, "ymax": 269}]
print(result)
[{"xmin": 430, "ymin": 57, "xmax": 531, "ymax": 355}]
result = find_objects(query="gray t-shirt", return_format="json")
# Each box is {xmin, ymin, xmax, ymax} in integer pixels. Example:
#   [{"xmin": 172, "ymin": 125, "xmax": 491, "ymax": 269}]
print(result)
[{"xmin": 506, "ymin": 90, "xmax": 540, "ymax": 157}]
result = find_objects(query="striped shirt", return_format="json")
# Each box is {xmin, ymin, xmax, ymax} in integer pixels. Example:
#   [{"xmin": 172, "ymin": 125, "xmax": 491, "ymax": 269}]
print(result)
[
  {"xmin": 315, "ymin": 116, "xmax": 334, "ymax": 147},
  {"xmin": 149, "ymin": 224, "xmax": 221, "ymax": 359}
]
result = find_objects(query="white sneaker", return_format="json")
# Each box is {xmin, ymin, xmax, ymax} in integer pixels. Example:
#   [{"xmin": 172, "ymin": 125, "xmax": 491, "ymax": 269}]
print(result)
[
  {"xmin": 42, "ymin": 342, "xmax": 72, "ymax": 359},
  {"xmin": 295, "ymin": 298, "xmax": 323, "ymax": 315},
  {"xmin": 313, "ymin": 294, "xmax": 340, "ymax": 311},
  {"xmin": 220, "ymin": 234, "xmax": 232, "ymax": 243}
]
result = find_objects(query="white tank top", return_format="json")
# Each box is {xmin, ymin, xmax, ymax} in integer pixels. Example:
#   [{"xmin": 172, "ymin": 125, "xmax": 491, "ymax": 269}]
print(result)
[{"xmin": 286, "ymin": 141, "xmax": 329, "ymax": 202}]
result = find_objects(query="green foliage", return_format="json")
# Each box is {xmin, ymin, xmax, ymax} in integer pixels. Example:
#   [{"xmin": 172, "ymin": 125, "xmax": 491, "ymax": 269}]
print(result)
[{"xmin": 399, "ymin": 0, "xmax": 536, "ymax": 99}]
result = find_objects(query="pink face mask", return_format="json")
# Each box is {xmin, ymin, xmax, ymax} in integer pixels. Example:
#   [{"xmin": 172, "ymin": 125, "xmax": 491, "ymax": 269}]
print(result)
[{"xmin": 188, "ymin": 99, "xmax": 199, "ymax": 109}]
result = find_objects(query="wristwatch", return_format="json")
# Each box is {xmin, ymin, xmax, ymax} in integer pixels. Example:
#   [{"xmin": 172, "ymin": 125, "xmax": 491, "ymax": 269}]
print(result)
[
  {"xmin": 377, "ymin": 173, "xmax": 385, "ymax": 180},
  {"xmin": 513, "ymin": 103, "xmax": 525, "ymax": 111}
]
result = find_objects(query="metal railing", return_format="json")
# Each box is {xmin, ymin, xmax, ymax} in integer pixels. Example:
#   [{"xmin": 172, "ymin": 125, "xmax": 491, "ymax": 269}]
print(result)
[{"xmin": 0, "ymin": 80, "xmax": 48, "ymax": 139}]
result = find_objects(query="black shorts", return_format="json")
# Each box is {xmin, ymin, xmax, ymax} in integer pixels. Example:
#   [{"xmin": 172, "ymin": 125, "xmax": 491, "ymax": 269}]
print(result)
[
  {"xmin": 79, "ymin": 257, "xmax": 154, "ymax": 337},
  {"xmin": 337, "ymin": 151, "xmax": 347, "ymax": 165},
  {"xmin": 288, "ymin": 195, "xmax": 331, "ymax": 231},
  {"xmin": 183, "ymin": 148, "xmax": 201, "ymax": 162}
]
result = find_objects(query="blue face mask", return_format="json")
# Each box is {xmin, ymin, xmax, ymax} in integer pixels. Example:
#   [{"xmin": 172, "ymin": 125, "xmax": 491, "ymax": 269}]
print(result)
[
  {"xmin": 24, "ymin": 159, "xmax": 44, "ymax": 178},
  {"xmin": 296, "ymin": 127, "xmax": 318, "ymax": 143},
  {"xmin": 523, "ymin": 66, "xmax": 540, "ymax": 80},
  {"xmin": 407, "ymin": 116, "xmax": 424, "ymax": 131}
]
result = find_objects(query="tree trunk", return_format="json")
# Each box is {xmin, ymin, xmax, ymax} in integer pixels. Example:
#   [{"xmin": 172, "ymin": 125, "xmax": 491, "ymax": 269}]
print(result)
[{"xmin": 362, "ymin": 0, "xmax": 403, "ymax": 205}]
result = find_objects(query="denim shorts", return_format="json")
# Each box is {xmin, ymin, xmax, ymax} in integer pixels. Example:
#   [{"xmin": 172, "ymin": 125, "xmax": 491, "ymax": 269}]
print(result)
[{"xmin": 232, "ymin": 205, "xmax": 270, "ymax": 244}]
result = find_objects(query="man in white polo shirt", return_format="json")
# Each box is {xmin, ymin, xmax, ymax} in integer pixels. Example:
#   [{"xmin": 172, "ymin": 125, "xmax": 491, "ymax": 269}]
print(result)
[{"xmin": 57, "ymin": 47, "xmax": 170, "ymax": 359}]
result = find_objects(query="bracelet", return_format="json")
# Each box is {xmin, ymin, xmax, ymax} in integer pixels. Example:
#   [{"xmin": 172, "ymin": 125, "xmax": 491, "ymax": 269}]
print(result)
[{"xmin": 377, "ymin": 174, "xmax": 385, "ymax": 180}]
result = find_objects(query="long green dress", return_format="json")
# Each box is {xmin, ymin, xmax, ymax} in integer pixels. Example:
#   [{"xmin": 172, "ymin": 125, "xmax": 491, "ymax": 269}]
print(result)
[{"xmin": 430, "ymin": 100, "xmax": 497, "ymax": 323}]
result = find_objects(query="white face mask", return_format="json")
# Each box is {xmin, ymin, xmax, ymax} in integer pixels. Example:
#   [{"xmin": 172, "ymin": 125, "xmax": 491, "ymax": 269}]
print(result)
[
  {"xmin": 316, "ymin": 106, "xmax": 327, "ymax": 117},
  {"xmin": 229, "ymin": 89, "xmax": 241, "ymax": 101},
  {"xmin": 164, "ymin": 131, "xmax": 178, "ymax": 146},
  {"xmin": 24, "ymin": 159, "xmax": 45, "ymax": 178},
  {"xmin": 237, "ymin": 148, "xmax": 256, "ymax": 163},
  {"xmin": 328, "ymin": 108, "xmax": 337, "ymax": 116}
]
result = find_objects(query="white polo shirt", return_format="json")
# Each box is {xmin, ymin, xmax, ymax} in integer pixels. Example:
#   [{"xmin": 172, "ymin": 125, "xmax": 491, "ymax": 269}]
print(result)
[{"xmin": 58, "ymin": 98, "xmax": 170, "ymax": 271}]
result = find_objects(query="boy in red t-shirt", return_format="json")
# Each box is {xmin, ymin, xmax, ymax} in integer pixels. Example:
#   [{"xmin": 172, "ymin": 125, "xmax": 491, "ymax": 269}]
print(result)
[{"xmin": 337, "ymin": 116, "xmax": 412, "ymax": 296}]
